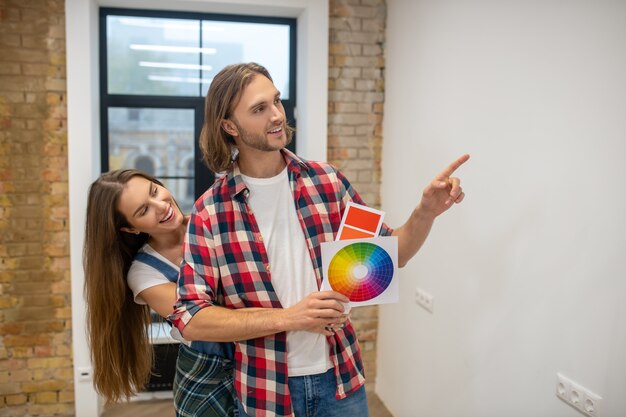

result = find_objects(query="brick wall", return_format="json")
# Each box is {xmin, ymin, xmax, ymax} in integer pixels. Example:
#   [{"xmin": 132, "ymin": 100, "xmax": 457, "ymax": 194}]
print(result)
[
  {"xmin": 0, "ymin": 0, "xmax": 73, "ymax": 416},
  {"xmin": 328, "ymin": 0, "xmax": 386, "ymax": 392}
]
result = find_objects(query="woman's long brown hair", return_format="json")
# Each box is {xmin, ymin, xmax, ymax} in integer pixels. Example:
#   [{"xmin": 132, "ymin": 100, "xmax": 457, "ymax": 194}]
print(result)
[{"xmin": 83, "ymin": 169, "xmax": 164, "ymax": 403}]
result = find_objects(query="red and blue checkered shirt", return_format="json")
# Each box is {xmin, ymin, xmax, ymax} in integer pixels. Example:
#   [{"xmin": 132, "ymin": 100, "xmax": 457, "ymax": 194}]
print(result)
[{"xmin": 171, "ymin": 149, "xmax": 392, "ymax": 417}]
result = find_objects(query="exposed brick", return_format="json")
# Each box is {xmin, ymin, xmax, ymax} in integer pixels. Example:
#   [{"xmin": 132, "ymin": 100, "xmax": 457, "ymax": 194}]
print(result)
[
  {"xmin": 329, "ymin": 113, "xmax": 369, "ymax": 126},
  {"xmin": 55, "ymin": 344, "xmax": 71, "ymax": 358},
  {"xmin": 48, "ymin": 24, "xmax": 65, "ymax": 39},
  {"xmin": 20, "ymin": 7, "xmax": 46, "ymax": 21},
  {"xmin": 21, "ymin": 63, "xmax": 48, "ymax": 76},
  {"xmin": 362, "ymin": 17, "xmax": 385, "ymax": 32},
  {"xmin": 0, "ymin": 296, "xmax": 18, "ymax": 309},
  {"xmin": 329, "ymin": 42, "xmax": 362, "ymax": 56},
  {"xmin": 44, "ymin": 78, "xmax": 66, "ymax": 91},
  {"xmin": 4, "ymin": 394, "xmax": 28, "ymax": 406},
  {"xmin": 21, "ymin": 379, "xmax": 66, "ymax": 393},
  {"xmin": 333, "ymin": 77, "xmax": 356, "ymax": 90},
  {"xmin": 55, "ymin": 306, "xmax": 71, "ymax": 320},
  {"xmin": 358, "ymin": 169, "xmax": 373, "ymax": 182},
  {"xmin": 5, "ymin": 48, "xmax": 47, "ymax": 63},
  {"xmin": 334, "ymin": 54, "xmax": 384, "ymax": 68},
  {"xmin": 27, "ymin": 403, "xmax": 74, "ymax": 415},
  {"xmin": 328, "ymin": 125, "xmax": 357, "ymax": 136},
  {"xmin": 333, "ymin": 30, "xmax": 381, "ymax": 44},
  {"xmin": 28, "ymin": 356, "xmax": 72, "ymax": 370},
  {"xmin": 58, "ymin": 390, "xmax": 74, "ymax": 403},
  {"xmin": 361, "ymin": 67, "xmax": 383, "ymax": 79},
  {"xmin": 0, "ymin": 62, "xmax": 21, "ymax": 75},
  {"xmin": 329, "ymin": 16, "xmax": 361, "ymax": 31},
  {"xmin": 0, "ymin": 383, "xmax": 22, "ymax": 395},
  {"xmin": 362, "ymin": 43, "xmax": 383, "ymax": 56},
  {"xmin": 328, "ymin": 0, "xmax": 387, "ymax": 208},
  {"xmin": 0, "ymin": 322, "xmax": 23, "ymax": 335},
  {"xmin": 21, "ymin": 35, "xmax": 42, "ymax": 49},
  {"xmin": 0, "ymin": 33, "xmax": 22, "ymax": 48},
  {"xmin": 337, "ymin": 67, "xmax": 361, "ymax": 79},
  {"xmin": 7, "ymin": 369, "xmax": 34, "ymax": 383},
  {"xmin": 3, "ymin": 334, "xmax": 51, "ymax": 348},
  {"xmin": 328, "ymin": 90, "xmax": 365, "ymax": 102},
  {"xmin": 334, "ymin": 102, "xmax": 358, "ymax": 113},
  {"xmin": 35, "ymin": 391, "xmax": 58, "ymax": 404}
]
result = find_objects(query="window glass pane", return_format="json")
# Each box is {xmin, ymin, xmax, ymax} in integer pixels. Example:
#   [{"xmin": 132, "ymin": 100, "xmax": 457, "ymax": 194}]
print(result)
[
  {"xmin": 159, "ymin": 178, "xmax": 195, "ymax": 214},
  {"xmin": 201, "ymin": 21, "xmax": 290, "ymax": 97},
  {"xmin": 107, "ymin": 16, "xmax": 202, "ymax": 96},
  {"xmin": 108, "ymin": 107, "xmax": 195, "ymax": 213}
]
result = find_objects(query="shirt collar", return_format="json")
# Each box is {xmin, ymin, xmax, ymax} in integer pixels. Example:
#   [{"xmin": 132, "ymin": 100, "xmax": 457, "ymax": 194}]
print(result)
[{"xmin": 226, "ymin": 148, "xmax": 308, "ymax": 199}]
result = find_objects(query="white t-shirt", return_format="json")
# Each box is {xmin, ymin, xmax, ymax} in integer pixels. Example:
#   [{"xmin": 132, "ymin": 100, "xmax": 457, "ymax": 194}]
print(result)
[
  {"xmin": 127, "ymin": 243, "xmax": 178, "ymax": 305},
  {"xmin": 241, "ymin": 167, "xmax": 332, "ymax": 376}
]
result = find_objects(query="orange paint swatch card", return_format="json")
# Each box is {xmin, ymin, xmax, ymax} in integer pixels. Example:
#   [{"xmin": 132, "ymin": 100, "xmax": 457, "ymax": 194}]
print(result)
[{"xmin": 336, "ymin": 202, "xmax": 385, "ymax": 241}]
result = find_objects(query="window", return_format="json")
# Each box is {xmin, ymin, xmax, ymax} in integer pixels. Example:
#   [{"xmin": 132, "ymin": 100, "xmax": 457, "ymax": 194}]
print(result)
[{"xmin": 100, "ymin": 8, "xmax": 296, "ymax": 212}]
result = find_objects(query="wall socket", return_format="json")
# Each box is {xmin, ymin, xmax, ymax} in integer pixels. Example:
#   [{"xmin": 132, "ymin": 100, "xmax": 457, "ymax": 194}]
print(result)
[
  {"xmin": 77, "ymin": 366, "xmax": 93, "ymax": 382},
  {"xmin": 415, "ymin": 287, "xmax": 434, "ymax": 313},
  {"xmin": 556, "ymin": 373, "xmax": 602, "ymax": 417}
]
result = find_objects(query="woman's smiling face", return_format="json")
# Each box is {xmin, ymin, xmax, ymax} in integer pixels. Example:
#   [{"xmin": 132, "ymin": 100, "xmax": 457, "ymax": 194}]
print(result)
[{"xmin": 117, "ymin": 176, "xmax": 183, "ymax": 237}]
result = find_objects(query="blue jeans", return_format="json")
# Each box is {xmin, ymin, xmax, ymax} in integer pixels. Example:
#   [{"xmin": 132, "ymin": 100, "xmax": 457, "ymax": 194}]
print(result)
[{"xmin": 237, "ymin": 368, "xmax": 369, "ymax": 417}]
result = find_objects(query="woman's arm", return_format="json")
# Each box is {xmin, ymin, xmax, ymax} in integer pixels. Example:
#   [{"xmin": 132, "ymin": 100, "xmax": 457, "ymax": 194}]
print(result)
[{"xmin": 136, "ymin": 282, "xmax": 177, "ymax": 318}]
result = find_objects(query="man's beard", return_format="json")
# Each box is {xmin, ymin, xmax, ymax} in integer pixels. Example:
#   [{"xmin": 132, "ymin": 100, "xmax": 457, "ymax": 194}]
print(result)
[{"xmin": 232, "ymin": 119, "xmax": 292, "ymax": 152}]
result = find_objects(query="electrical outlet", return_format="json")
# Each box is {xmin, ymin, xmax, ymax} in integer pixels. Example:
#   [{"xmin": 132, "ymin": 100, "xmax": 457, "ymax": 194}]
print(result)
[
  {"xmin": 569, "ymin": 382, "xmax": 583, "ymax": 409},
  {"xmin": 582, "ymin": 389, "xmax": 602, "ymax": 417},
  {"xmin": 556, "ymin": 373, "xmax": 602, "ymax": 417},
  {"xmin": 77, "ymin": 366, "xmax": 92, "ymax": 382},
  {"xmin": 415, "ymin": 287, "xmax": 434, "ymax": 313},
  {"xmin": 556, "ymin": 374, "xmax": 569, "ymax": 401}
]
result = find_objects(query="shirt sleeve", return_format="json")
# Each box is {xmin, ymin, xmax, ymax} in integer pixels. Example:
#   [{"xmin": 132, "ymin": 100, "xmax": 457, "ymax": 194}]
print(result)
[
  {"xmin": 169, "ymin": 211, "xmax": 219, "ymax": 332},
  {"xmin": 127, "ymin": 261, "xmax": 171, "ymax": 305},
  {"xmin": 335, "ymin": 167, "xmax": 394, "ymax": 236}
]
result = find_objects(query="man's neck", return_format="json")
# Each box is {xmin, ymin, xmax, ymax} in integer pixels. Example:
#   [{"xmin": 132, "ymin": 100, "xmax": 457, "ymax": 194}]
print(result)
[{"xmin": 238, "ymin": 149, "xmax": 286, "ymax": 178}]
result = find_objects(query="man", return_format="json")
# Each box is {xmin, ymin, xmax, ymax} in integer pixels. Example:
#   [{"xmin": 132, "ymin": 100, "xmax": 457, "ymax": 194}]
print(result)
[{"xmin": 171, "ymin": 62, "xmax": 468, "ymax": 417}]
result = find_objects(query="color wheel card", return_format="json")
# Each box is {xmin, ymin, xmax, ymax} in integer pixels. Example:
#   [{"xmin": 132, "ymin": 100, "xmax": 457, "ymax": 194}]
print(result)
[{"xmin": 321, "ymin": 236, "xmax": 398, "ymax": 308}]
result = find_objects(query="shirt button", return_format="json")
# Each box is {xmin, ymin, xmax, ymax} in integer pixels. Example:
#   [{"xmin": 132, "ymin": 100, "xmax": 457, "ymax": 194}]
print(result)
[
  {"xmin": 265, "ymin": 263, "xmax": 270, "ymax": 272},
  {"xmin": 258, "ymin": 235, "xmax": 263, "ymax": 242}
]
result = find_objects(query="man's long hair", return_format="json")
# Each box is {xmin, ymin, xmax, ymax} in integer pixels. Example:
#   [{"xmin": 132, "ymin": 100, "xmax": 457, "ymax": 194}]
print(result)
[{"xmin": 199, "ymin": 62, "xmax": 295, "ymax": 173}]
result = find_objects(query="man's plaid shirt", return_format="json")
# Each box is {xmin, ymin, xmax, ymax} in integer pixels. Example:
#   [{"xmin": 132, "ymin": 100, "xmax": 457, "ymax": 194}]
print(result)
[{"xmin": 171, "ymin": 149, "xmax": 392, "ymax": 417}]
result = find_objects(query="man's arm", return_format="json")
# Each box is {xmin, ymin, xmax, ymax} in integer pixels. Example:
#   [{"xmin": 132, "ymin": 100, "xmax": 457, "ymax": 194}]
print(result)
[
  {"xmin": 394, "ymin": 154, "xmax": 470, "ymax": 267},
  {"xmin": 169, "ymin": 210, "xmax": 349, "ymax": 342},
  {"xmin": 181, "ymin": 290, "xmax": 349, "ymax": 342}
]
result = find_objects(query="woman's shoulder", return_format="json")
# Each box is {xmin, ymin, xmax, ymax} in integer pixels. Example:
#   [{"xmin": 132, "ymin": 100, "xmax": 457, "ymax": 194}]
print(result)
[
  {"xmin": 127, "ymin": 246, "xmax": 174, "ymax": 302},
  {"xmin": 130, "ymin": 243, "xmax": 178, "ymax": 278}
]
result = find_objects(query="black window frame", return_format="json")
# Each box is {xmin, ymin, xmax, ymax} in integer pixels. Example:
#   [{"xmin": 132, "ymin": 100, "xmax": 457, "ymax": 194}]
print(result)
[{"xmin": 99, "ymin": 7, "xmax": 297, "ymax": 197}]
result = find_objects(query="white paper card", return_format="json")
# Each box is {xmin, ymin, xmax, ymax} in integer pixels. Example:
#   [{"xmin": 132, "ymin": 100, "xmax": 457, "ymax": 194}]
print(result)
[{"xmin": 321, "ymin": 236, "xmax": 398, "ymax": 308}]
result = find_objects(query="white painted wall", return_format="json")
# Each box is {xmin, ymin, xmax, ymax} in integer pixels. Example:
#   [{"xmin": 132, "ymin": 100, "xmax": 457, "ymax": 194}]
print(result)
[
  {"xmin": 378, "ymin": 1, "xmax": 626, "ymax": 416},
  {"xmin": 66, "ymin": 1, "xmax": 328, "ymax": 415}
]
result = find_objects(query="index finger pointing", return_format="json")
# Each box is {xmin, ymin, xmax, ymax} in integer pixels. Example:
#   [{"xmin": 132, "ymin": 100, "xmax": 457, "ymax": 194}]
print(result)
[{"xmin": 435, "ymin": 154, "xmax": 470, "ymax": 180}]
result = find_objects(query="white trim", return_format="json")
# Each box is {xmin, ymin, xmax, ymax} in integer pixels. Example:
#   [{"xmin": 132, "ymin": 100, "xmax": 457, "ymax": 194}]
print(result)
[
  {"xmin": 66, "ymin": 1, "xmax": 328, "ymax": 416},
  {"xmin": 67, "ymin": 1, "xmax": 102, "ymax": 415}
]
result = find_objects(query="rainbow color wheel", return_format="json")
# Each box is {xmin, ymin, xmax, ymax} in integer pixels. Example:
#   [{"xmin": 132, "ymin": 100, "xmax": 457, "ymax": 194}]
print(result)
[{"xmin": 327, "ymin": 242, "xmax": 394, "ymax": 302}]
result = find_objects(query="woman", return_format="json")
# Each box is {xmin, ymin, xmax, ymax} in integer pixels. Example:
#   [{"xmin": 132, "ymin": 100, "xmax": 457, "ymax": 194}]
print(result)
[{"xmin": 83, "ymin": 169, "xmax": 235, "ymax": 416}]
